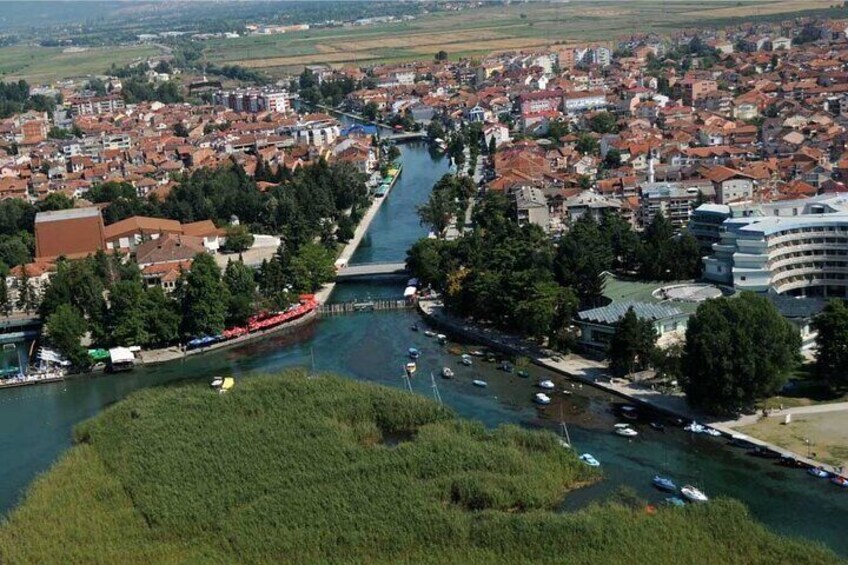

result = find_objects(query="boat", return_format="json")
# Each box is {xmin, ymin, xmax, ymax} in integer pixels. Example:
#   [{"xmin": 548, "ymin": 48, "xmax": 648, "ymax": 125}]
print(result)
[
  {"xmin": 460, "ymin": 354, "xmax": 473, "ymax": 366},
  {"xmin": 485, "ymin": 354, "xmax": 496, "ymax": 363},
  {"xmin": 808, "ymin": 466, "xmax": 831, "ymax": 479},
  {"xmin": 680, "ymin": 485, "xmax": 709, "ymax": 503},
  {"xmin": 538, "ymin": 379, "xmax": 555, "ymax": 390},
  {"xmin": 561, "ymin": 389, "xmax": 573, "ymax": 396},
  {"xmin": 210, "ymin": 376, "xmax": 224, "ymax": 389},
  {"xmin": 436, "ymin": 334, "xmax": 448, "ymax": 345},
  {"xmin": 650, "ymin": 421, "xmax": 665, "ymax": 432},
  {"xmin": 620, "ymin": 405, "xmax": 638, "ymax": 420},
  {"xmin": 441, "ymin": 367, "xmax": 455, "ymax": 379},
  {"xmin": 410, "ymin": 324, "xmax": 419, "ymax": 332},
  {"xmin": 469, "ymin": 350, "xmax": 485, "ymax": 357},
  {"xmin": 533, "ymin": 392, "xmax": 551, "ymax": 405},
  {"xmin": 424, "ymin": 330, "xmax": 436, "ymax": 337},
  {"xmin": 219, "ymin": 377, "xmax": 235, "ymax": 394},
  {"xmin": 408, "ymin": 348, "xmax": 420, "ymax": 360},
  {"xmin": 652, "ymin": 476, "xmax": 677, "ymax": 492},
  {"xmin": 684, "ymin": 422, "xmax": 705, "ymax": 434},
  {"xmin": 579, "ymin": 453, "xmax": 600, "ymax": 467},
  {"xmin": 499, "ymin": 361, "xmax": 513, "ymax": 372},
  {"xmin": 703, "ymin": 427, "xmax": 722, "ymax": 437},
  {"xmin": 516, "ymin": 370, "xmax": 530, "ymax": 378},
  {"xmin": 614, "ymin": 424, "xmax": 638, "ymax": 437},
  {"xmin": 405, "ymin": 362, "xmax": 417, "ymax": 375},
  {"xmin": 472, "ymin": 379, "xmax": 488, "ymax": 388},
  {"xmin": 664, "ymin": 496, "xmax": 686, "ymax": 507},
  {"xmin": 831, "ymin": 476, "xmax": 848, "ymax": 487}
]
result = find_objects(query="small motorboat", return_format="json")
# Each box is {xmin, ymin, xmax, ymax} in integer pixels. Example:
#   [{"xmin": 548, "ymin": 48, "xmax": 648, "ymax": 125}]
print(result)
[
  {"xmin": 808, "ymin": 466, "xmax": 831, "ymax": 479},
  {"xmin": 470, "ymin": 350, "xmax": 485, "ymax": 357},
  {"xmin": 684, "ymin": 422, "xmax": 705, "ymax": 434},
  {"xmin": 831, "ymin": 476, "xmax": 848, "ymax": 487},
  {"xmin": 485, "ymin": 354, "xmax": 496, "ymax": 363},
  {"xmin": 410, "ymin": 324, "xmax": 419, "ymax": 332},
  {"xmin": 437, "ymin": 334, "xmax": 448, "ymax": 345},
  {"xmin": 516, "ymin": 369, "xmax": 530, "ymax": 378},
  {"xmin": 620, "ymin": 405, "xmax": 638, "ymax": 420},
  {"xmin": 499, "ymin": 361, "xmax": 514, "ymax": 373},
  {"xmin": 652, "ymin": 476, "xmax": 677, "ymax": 492},
  {"xmin": 579, "ymin": 453, "xmax": 600, "ymax": 467},
  {"xmin": 703, "ymin": 427, "xmax": 722, "ymax": 437},
  {"xmin": 538, "ymin": 379, "xmax": 555, "ymax": 390},
  {"xmin": 472, "ymin": 379, "xmax": 488, "ymax": 388},
  {"xmin": 680, "ymin": 485, "xmax": 708, "ymax": 503},
  {"xmin": 614, "ymin": 424, "xmax": 638, "ymax": 437},
  {"xmin": 441, "ymin": 367, "xmax": 455, "ymax": 379},
  {"xmin": 408, "ymin": 347, "xmax": 420, "ymax": 360},
  {"xmin": 424, "ymin": 330, "xmax": 436, "ymax": 337},
  {"xmin": 533, "ymin": 392, "xmax": 551, "ymax": 405},
  {"xmin": 561, "ymin": 389, "xmax": 573, "ymax": 396},
  {"xmin": 210, "ymin": 376, "xmax": 224, "ymax": 389},
  {"xmin": 460, "ymin": 354, "xmax": 473, "ymax": 366},
  {"xmin": 650, "ymin": 421, "xmax": 665, "ymax": 432},
  {"xmin": 664, "ymin": 496, "xmax": 686, "ymax": 507},
  {"xmin": 405, "ymin": 362, "xmax": 417, "ymax": 375}
]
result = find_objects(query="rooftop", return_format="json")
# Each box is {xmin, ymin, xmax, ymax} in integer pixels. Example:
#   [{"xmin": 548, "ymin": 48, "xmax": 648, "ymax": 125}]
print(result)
[{"xmin": 577, "ymin": 300, "xmax": 684, "ymax": 325}]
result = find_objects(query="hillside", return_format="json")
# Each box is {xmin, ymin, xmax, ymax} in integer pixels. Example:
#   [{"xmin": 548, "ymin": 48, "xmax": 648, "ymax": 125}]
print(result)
[{"xmin": 0, "ymin": 371, "xmax": 839, "ymax": 564}]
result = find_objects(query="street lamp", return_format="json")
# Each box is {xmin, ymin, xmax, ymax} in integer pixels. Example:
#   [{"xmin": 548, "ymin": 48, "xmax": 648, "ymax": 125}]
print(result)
[{"xmin": 804, "ymin": 438, "xmax": 811, "ymax": 458}]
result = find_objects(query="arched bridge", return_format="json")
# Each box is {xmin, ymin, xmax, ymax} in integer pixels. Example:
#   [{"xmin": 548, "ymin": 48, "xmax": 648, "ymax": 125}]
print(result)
[{"xmin": 335, "ymin": 262, "xmax": 408, "ymax": 281}]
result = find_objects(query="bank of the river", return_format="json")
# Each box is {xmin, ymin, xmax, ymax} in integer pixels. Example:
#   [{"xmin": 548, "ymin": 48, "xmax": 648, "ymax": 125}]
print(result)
[{"xmin": 417, "ymin": 298, "xmax": 848, "ymax": 482}]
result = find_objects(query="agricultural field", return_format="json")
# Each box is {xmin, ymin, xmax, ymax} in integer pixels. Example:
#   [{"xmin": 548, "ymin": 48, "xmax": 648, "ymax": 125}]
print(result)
[
  {"xmin": 0, "ymin": 371, "xmax": 838, "ymax": 563},
  {"xmin": 0, "ymin": 44, "xmax": 162, "ymax": 84},
  {"xmin": 201, "ymin": 0, "xmax": 836, "ymax": 75}
]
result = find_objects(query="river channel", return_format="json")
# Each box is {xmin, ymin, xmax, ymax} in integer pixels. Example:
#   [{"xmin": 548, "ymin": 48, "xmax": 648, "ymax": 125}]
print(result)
[{"xmin": 0, "ymin": 142, "xmax": 846, "ymax": 556}]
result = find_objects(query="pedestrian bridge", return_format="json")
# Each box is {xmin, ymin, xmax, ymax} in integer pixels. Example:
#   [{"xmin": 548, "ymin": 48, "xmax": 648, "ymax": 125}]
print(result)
[{"xmin": 335, "ymin": 262, "xmax": 408, "ymax": 280}]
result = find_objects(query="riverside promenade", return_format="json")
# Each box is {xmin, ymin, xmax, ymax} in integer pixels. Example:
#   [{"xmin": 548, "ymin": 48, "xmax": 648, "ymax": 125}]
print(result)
[{"xmin": 417, "ymin": 298, "xmax": 847, "ymax": 480}]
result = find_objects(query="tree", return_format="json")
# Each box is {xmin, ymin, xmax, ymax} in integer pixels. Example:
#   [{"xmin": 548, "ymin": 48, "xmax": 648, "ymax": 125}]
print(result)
[
  {"xmin": 221, "ymin": 224, "xmax": 254, "ymax": 253},
  {"xmin": 0, "ymin": 279, "xmax": 11, "ymax": 316},
  {"xmin": 177, "ymin": 253, "xmax": 229, "ymax": 337},
  {"xmin": 173, "ymin": 122, "xmax": 189, "ymax": 138},
  {"xmin": 555, "ymin": 215, "xmax": 611, "ymax": 307},
  {"xmin": 603, "ymin": 148, "xmax": 622, "ymax": 169},
  {"xmin": 362, "ymin": 102, "xmax": 379, "ymax": 121},
  {"xmin": 45, "ymin": 304, "xmax": 89, "ymax": 369},
  {"xmin": 435, "ymin": 50, "xmax": 449, "ymax": 62},
  {"xmin": 589, "ymin": 112, "xmax": 618, "ymax": 134},
  {"xmin": 287, "ymin": 243, "xmax": 335, "ymax": 293},
  {"xmin": 575, "ymin": 133, "xmax": 599, "ymax": 155},
  {"xmin": 406, "ymin": 238, "xmax": 449, "ymax": 288},
  {"xmin": 106, "ymin": 279, "xmax": 149, "ymax": 346},
  {"xmin": 224, "ymin": 259, "xmax": 256, "ymax": 326},
  {"xmin": 682, "ymin": 293, "xmax": 801, "ymax": 415},
  {"xmin": 488, "ymin": 136, "xmax": 497, "ymax": 155},
  {"xmin": 16, "ymin": 265, "xmax": 36, "ymax": 314},
  {"xmin": 608, "ymin": 307, "xmax": 658, "ymax": 377},
  {"xmin": 417, "ymin": 187, "xmax": 454, "ymax": 236},
  {"xmin": 142, "ymin": 287, "xmax": 181, "ymax": 346},
  {"xmin": 812, "ymin": 299, "xmax": 848, "ymax": 389},
  {"xmin": 336, "ymin": 214, "xmax": 355, "ymax": 243}
]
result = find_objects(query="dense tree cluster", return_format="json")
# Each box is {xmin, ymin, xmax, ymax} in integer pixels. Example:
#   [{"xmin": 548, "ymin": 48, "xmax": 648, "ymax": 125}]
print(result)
[
  {"xmin": 0, "ymin": 80, "xmax": 55, "ymax": 119},
  {"xmin": 608, "ymin": 307, "xmax": 658, "ymax": 377},
  {"xmin": 812, "ymin": 299, "xmax": 848, "ymax": 390},
  {"xmin": 682, "ymin": 293, "xmax": 801, "ymax": 415},
  {"xmin": 121, "ymin": 79, "xmax": 184, "ymax": 104},
  {"xmin": 297, "ymin": 70, "xmax": 359, "ymax": 107},
  {"xmin": 416, "ymin": 174, "xmax": 475, "ymax": 236}
]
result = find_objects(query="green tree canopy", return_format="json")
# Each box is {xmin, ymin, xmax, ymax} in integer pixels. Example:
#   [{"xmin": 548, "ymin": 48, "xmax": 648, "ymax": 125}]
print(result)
[
  {"xmin": 106, "ymin": 279, "xmax": 149, "ymax": 347},
  {"xmin": 287, "ymin": 243, "xmax": 335, "ymax": 293},
  {"xmin": 812, "ymin": 299, "xmax": 848, "ymax": 390},
  {"xmin": 608, "ymin": 307, "xmax": 658, "ymax": 377},
  {"xmin": 221, "ymin": 224, "xmax": 254, "ymax": 254},
  {"xmin": 46, "ymin": 303, "xmax": 89, "ymax": 369},
  {"xmin": 589, "ymin": 112, "xmax": 619, "ymax": 134},
  {"xmin": 555, "ymin": 215, "xmax": 611, "ymax": 307},
  {"xmin": 682, "ymin": 293, "xmax": 801, "ymax": 415},
  {"xmin": 177, "ymin": 253, "xmax": 228, "ymax": 337}
]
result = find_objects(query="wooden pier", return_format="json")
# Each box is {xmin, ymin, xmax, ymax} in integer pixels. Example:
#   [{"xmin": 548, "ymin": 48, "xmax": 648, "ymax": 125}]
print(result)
[{"xmin": 318, "ymin": 299, "xmax": 414, "ymax": 315}]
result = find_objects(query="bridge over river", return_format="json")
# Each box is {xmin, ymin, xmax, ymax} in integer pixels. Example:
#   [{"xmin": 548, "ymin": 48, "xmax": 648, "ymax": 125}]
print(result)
[{"xmin": 335, "ymin": 262, "xmax": 408, "ymax": 281}]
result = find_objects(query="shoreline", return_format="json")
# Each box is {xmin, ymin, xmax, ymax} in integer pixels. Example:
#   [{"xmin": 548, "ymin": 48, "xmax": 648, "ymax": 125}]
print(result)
[{"xmin": 416, "ymin": 298, "xmax": 847, "ymax": 481}]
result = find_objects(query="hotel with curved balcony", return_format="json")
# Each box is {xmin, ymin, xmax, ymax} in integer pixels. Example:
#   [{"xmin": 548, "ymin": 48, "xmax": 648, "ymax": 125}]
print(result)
[{"xmin": 702, "ymin": 195, "xmax": 848, "ymax": 298}]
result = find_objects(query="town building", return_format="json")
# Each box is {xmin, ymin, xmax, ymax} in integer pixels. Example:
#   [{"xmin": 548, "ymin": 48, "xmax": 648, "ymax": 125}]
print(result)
[
  {"xmin": 575, "ymin": 301, "xmax": 689, "ymax": 350},
  {"xmin": 34, "ymin": 207, "xmax": 105, "ymax": 260}
]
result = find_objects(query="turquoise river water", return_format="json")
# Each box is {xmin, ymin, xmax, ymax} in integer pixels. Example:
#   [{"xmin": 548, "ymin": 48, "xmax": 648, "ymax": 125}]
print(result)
[{"xmin": 0, "ymin": 143, "xmax": 846, "ymax": 556}]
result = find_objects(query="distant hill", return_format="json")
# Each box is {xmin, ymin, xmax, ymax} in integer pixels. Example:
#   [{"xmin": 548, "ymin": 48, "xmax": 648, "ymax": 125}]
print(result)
[{"xmin": 0, "ymin": 370, "xmax": 839, "ymax": 563}]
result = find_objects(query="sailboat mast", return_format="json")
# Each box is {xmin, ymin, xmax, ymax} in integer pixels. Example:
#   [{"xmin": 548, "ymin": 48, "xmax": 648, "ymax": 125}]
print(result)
[{"xmin": 430, "ymin": 372, "xmax": 442, "ymax": 405}]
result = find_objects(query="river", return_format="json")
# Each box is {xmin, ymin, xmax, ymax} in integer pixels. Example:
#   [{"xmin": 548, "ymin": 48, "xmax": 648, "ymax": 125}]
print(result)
[{"xmin": 1, "ymin": 142, "xmax": 846, "ymax": 557}]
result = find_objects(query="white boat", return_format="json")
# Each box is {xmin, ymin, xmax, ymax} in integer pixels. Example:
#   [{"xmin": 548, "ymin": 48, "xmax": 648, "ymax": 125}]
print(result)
[
  {"xmin": 442, "ymin": 367, "xmax": 454, "ymax": 379},
  {"xmin": 680, "ymin": 485, "xmax": 709, "ymax": 503},
  {"xmin": 579, "ymin": 453, "xmax": 600, "ymax": 467},
  {"xmin": 684, "ymin": 422, "xmax": 705, "ymax": 434},
  {"xmin": 469, "ymin": 350, "xmax": 485, "ymax": 357},
  {"xmin": 405, "ymin": 362, "xmax": 417, "ymax": 375},
  {"xmin": 703, "ymin": 427, "xmax": 722, "ymax": 437},
  {"xmin": 472, "ymin": 379, "xmax": 488, "ymax": 388},
  {"xmin": 534, "ymin": 392, "xmax": 551, "ymax": 405},
  {"xmin": 424, "ymin": 330, "xmax": 436, "ymax": 337},
  {"xmin": 460, "ymin": 354, "xmax": 473, "ymax": 366},
  {"xmin": 436, "ymin": 334, "xmax": 448, "ymax": 344},
  {"xmin": 614, "ymin": 424, "xmax": 638, "ymax": 437},
  {"xmin": 538, "ymin": 380, "xmax": 555, "ymax": 390},
  {"xmin": 210, "ymin": 376, "xmax": 224, "ymax": 389},
  {"xmin": 620, "ymin": 405, "xmax": 638, "ymax": 420}
]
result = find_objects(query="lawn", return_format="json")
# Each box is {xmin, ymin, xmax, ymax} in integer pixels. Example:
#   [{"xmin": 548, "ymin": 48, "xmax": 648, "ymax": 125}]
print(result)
[
  {"xmin": 737, "ymin": 410, "xmax": 848, "ymax": 468},
  {"xmin": 0, "ymin": 44, "xmax": 161, "ymax": 83},
  {"xmin": 0, "ymin": 370, "xmax": 838, "ymax": 563}
]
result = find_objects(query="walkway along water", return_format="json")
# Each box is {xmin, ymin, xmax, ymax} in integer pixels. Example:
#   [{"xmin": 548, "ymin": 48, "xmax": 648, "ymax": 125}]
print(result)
[{"xmin": 1, "ymin": 141, "xmax": 847, "ymax": 557}]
